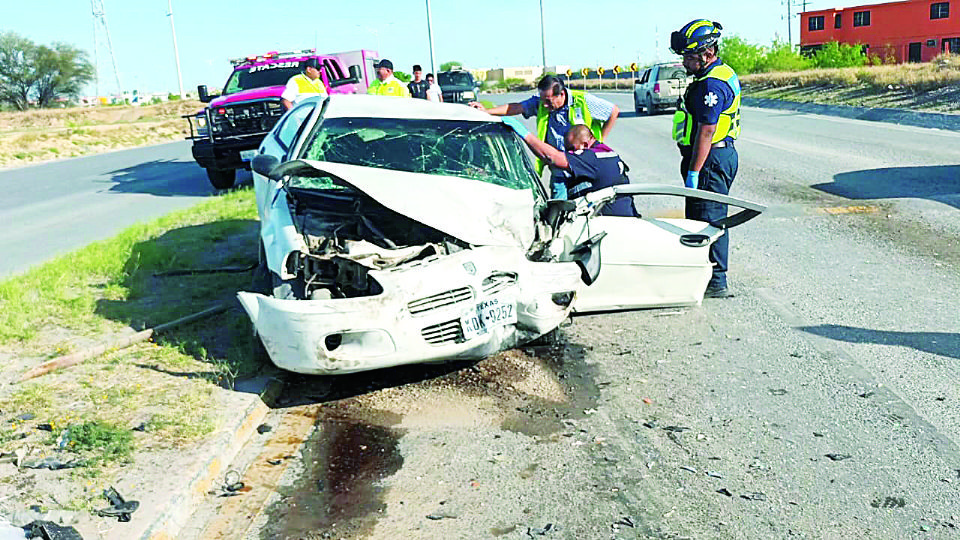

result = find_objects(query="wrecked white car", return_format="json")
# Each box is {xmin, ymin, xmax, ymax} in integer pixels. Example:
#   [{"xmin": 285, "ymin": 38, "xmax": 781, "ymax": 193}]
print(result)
[{"xmin": 240, "ymin": 95, "xmax": 764, "ymax": 375}]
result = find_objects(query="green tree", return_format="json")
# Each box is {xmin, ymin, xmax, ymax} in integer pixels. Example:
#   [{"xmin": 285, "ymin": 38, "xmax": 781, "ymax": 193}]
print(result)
[
  {"xmin": 720, "ymin": 35, "xmax": 764, "ymax": 75},
  {"xmin": 0, "ymin": 32, "xmax": 40, "ymax": 110},
  {"xmin": 756, "ymin": 40, "xmax": 810, "ymax": 72},
  {"xmin": 34, "ymin": 42, "xmax": 94, "ymax": 107},
  {"xmin": 393, "ymin": 70, "xmax": 412, "ymax": 82},
  {"xmin": 811, "ymin": 41, "xmax": 866, "ymax": 69},
  {"xmin": 440, "ymin": 61, "xmax": 462, "ymax": 71},
  {"xmin": 0, "ymin": 32, "xmax": 93, "ymax": 110}
]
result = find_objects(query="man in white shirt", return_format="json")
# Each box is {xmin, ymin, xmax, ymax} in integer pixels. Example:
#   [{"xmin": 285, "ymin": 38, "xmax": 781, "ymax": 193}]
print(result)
[
  {"xmin": 425, "ymin": 73, "xmax": 443, "ymax": 103},
  {"xmin": 281, "ymin": 58, "xmax": 329, "ymax": 110}
]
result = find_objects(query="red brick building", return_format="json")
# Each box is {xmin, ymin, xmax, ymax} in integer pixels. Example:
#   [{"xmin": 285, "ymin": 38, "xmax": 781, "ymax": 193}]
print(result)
[{"xmin": 800, "ymin": 0, "xmax": 960, "ymax": 63}]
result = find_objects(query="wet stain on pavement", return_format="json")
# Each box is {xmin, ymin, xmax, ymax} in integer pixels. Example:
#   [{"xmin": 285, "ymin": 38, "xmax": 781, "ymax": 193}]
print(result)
[{"xmin": 260, "ymin": 408, "xmax": 405, "ymax": 540}]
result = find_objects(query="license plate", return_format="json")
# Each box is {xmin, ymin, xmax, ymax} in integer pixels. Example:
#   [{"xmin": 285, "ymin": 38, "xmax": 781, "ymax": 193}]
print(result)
[
  {"xmin": 240, "ymin": 149, "xmax": 258, "ymax": 162},
  {"xmin": 461, "ymin": 294, "xmax": 517, "ymax": 341}
]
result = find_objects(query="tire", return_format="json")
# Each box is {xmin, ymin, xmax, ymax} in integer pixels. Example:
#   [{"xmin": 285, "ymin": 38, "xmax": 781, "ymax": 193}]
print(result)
[
  {"xmin": 644, "ymin": 95, "xmax": 655, "ymax": 116},
  {"xmin": 206, "ymin": 168, "xmax": 236, "ymax": 190},
  {"xmin": 634, "ymin": 93, "xmax": 642, "ymax": 115}
]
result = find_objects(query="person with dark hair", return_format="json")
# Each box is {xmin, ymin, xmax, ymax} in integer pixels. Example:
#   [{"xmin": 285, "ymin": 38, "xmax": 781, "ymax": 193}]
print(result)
[
  {"xmin": 408, "ymin": 64, "xmax": 429, "ymax": 99},
  {"xmin": 469, "ymin": 74, "xmax": 619, "ymax": 199},
  {"xmin": 281, "ymin": 57, "xmax": 328, "ymax": 110},
  {"xmin": 367, "ymin": 59, "xmax": 411, "ymax": 97},
  {"xmin": 425, "ymin": 73, "xmax": 443, "ymax": 102},
  {"xmin": 670, "ymin": 19, "xmax": 741, "ymax": 298},
  {"xmin": 503, "ymin": 120, "xmax": 637, "ymax": 217}
]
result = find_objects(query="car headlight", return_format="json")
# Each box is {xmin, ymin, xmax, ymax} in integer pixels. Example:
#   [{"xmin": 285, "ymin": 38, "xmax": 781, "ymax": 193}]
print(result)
[{"xmin": 463, "ymin": 91, "xmax": 476, "ymax": 99}]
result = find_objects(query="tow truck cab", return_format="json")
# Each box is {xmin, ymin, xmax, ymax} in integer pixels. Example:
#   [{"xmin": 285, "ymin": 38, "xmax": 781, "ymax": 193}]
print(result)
[{"xmin": 184, "ymin": 49, "xmax": 377, "ymax": 189}]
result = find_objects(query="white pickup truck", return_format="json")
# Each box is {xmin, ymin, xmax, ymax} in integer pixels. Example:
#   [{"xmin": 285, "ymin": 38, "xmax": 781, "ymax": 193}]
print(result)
[{"xmin": 633, "ymin": 62, "xmax": 690, "ymax": 116}]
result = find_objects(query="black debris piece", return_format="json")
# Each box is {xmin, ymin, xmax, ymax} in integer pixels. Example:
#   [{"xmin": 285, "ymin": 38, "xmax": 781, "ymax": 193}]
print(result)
[
  {"xmin": 716, "ymin": 488, "xmax": 733, "ymax": 497},
  {"xmin": 132, "ymin": 422, "xmax": 148, "ymax": 432},
  {"xmin": 22, "ymin": 457, "xmax": 85, "ymax": 470},
  {"xmin": 94, "ymin": 487, "xmax": 139, "ymax": 522},
  {"xmin": 706, "ymin": 471, "xmax": 723, "ymax": 479},
  {"xmin": 642, "ymin": 420, "xmax": 657, "ymax": 429},
  {"xmin": 527, "ymin": 523, "xmax": 554, "ymax": 536},
  {"xmin": 741, "ymin": 492, "xmax": 767, "ymax": 501},
  {"xmin": 23, "ymin": 520, "xmax": 84, "ymax": 540},
  {"xmin": 267, "ymin": 458, "xmax": 283, "ymax": 466},
  {"xmin": 35, "ymin": 423, "xmax": 53, "ymax": 432},
  {"xmin": 858, "ymin": 391, "xmax": 875, "ymax": 399},
  {"xmin": 662, "ymin": 426, "xmax": 689, "ymax": 433},
  {"xmin": 679, "ymin": 465, "xmax": 697, "ymax": 474},
  {"xmin": 825, "ymin": 453, "xmax": 852, "ymax": 461},
  {"xmin": 768, "ymin": 388, "xmax": 788, "ymax": 396},
  {"xmin": 256, "ymin": 424, "xmax": 272, "ymax": 434},
  {"xmin": 813, "ymin": 432, "xmax": 825, "ymax": 438},
  {"xmin": 426, "ymin": 514, "xmax": 445, "ymax": 520},
  {"xmin": 615, "ymin": 517, "xmax": 635, "ymax": 528}
]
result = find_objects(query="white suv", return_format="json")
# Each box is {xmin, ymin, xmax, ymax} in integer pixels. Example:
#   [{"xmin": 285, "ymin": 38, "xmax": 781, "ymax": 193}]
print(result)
[{"xmin": 633, "ymin": 63, "xmax": 690, "ymax": 116}]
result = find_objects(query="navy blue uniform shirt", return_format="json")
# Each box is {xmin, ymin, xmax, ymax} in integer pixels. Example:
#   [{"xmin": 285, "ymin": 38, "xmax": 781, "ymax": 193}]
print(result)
[
  {"xmin": 563, "ymin": 142, "xmax": 638, "ymax": 217},
  {"xmin": 683, "ymin": 59, "xmax": 736, "ymax": 144}
]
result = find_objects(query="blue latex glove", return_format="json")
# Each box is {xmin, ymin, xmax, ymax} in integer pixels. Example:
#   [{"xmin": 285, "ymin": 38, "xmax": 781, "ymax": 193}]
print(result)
[
  {"xmin": 501, "ymin": 116, "xmax": 529, "ymax": 138},
  {"xmin": 685, "ymin": 170, "xmax": 700, "ymax": 189}
]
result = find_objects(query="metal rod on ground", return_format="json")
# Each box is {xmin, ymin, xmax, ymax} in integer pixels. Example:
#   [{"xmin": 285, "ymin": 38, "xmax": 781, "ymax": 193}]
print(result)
[{"xmin": 18, "ymin": 304, "xmax": 231, "ymax": 382}]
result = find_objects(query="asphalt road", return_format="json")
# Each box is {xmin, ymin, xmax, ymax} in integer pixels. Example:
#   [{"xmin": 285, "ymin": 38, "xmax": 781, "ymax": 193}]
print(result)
[
  {"xmin": 178, "ymin": 94, "xmax": 960, "ymax": 539},
  {"xmin": 11, "ymin": 95, "xmax": 959, "ymax": 538},
  {"xmin": 0, "ymin": 140, "xmax": 217, "ymax": 278}
]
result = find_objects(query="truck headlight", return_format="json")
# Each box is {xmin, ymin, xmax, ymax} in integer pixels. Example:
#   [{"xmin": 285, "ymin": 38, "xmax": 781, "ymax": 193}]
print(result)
[{"xmin": 196, "ymin": 115, "xmax": 207, "ymax": 128}]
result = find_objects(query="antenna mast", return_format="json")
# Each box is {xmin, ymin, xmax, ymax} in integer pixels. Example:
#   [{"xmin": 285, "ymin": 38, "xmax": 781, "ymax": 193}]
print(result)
[{"xmin": 91, "ymin": 0, "xmax": 123, "ymax": 99}]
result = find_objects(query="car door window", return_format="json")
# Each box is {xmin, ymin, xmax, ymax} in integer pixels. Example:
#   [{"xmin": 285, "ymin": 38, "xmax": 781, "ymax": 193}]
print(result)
[
  {"xmin": 640, "ymin": 69, "xmax": 651, "ymax": 84},
  {"xmin": 275, "ymin": 103, "xmax": 314, "ymax": 153}
]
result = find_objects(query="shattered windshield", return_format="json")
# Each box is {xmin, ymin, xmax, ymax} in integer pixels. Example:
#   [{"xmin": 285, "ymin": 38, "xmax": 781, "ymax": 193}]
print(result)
[
  {"xmin": 223, "ymin": 65, "xmax": 301, "ymax": 94},
  {"xmin": 299, "ymin": 118, "xmax": 541, "ymax": 198},
  {"xmin": 438, "ymin": 72, "xmax": 475, "ymax": 87}
]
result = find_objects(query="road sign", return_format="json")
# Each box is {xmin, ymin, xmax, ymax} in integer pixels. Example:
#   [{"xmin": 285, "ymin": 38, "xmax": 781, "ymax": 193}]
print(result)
[
  {"xmin": 565, "ymin": 68, "xmax": 572, "ymax": 77},
  {"xmin": 580, "ymin": 67, "xmax": 589, "ymax": 77},
  {"xmin": 597, "ymin": 66, "xmax": 605, "ymax": 75},
  {"xmin": 613, "ymin": 65, "xmax": 621, "ymax": 74},
  {"xmin": 629, "ymin": 62, "xmax": 638, "ymax": 72}
]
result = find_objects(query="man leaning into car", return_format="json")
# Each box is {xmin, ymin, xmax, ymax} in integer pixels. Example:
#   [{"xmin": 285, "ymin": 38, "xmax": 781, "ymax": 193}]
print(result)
[
  {"xmin": 469, "ymin": 75, "xmax": 619, "ymax": 200},
  {"xmin": 503, "ymin": 120, "xmax": 637, "ymax": 218}
]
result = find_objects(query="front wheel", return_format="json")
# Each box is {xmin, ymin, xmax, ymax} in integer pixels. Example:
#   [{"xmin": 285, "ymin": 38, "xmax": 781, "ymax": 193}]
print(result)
[{"xmin": 206, "ymin": 168, "xmax": 236, "ymax": 190}]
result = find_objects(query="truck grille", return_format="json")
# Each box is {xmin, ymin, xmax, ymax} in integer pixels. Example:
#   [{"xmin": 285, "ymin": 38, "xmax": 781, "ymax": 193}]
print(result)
[
  {"xmin": 210, "ymin": 100, "xmax": 284, "ymax": 139},
  {"xmin": 421, "ymin": 319, "xmax": 464, "ymax": 345},
  {"xmin": 408, "ymin": 287, "xmax": 474, "ymax": 315},
  {"xmin": 443, "ymin": 91, "xmax": 465, "ymax": 103}
]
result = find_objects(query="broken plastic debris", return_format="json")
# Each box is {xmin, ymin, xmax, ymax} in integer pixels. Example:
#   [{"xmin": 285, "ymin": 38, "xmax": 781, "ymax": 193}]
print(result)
[
  {"xmin": 94, "ymin": 487, "xmax": 139, "ymax": 522},
  {"xmin": 662, "ymin": 426, "xmax": 689, "ymax": 433},
  {"xmin": 825, "ymin": 453, "xmax": 852, "ymax": 461},
  {"xmin": 23, "ymin": 520, "xmax": 82, "ymax": 540},
  {"xmin": 706, "ymin": 471, "xmax": 723, "ymax": 479},
  {"xmin": 527, "ymin": 523, "xmax": 553, "ymax": 535},
  {"xmin": 768, "ymin": 388, "xmax": 788, "ymax": 396},
  {"xmin": 741, "ymin": 492, "xmax": 767, "ymax": 501},
  {"xmin": 256, "ymin": 424, "xmax": 272, "ymax": 434},
  {"xmin": 679, "ymin": 466, "xmax": 697, "ymax": 474},
  {"xmin": 642, "ymin": 398, "xmax": 653, "ymax": 405},
  {"xmin": 21, "ymin": 456, "xmax": 85, "ymax": 470}
]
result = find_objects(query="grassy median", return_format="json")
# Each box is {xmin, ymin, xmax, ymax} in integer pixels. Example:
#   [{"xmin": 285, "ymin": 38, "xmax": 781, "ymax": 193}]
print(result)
[{"xmin": 0, "ymin": 187, "xmax": 261, "ymax": 482}]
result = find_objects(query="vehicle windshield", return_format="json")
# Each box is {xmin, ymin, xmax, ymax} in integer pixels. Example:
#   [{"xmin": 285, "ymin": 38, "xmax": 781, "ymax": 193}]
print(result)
[
  {"xmin": 222, "ymin": 64, "xmax": 301, "ymax": 95},
  {"xmin": 438, "ymin": 72, "xmax": 474, "ymax": 87},
  {"xmin": 657, "ymin": 66, "xmax": 688, "ymax": 80},
  {"xmin": 296, "ymin": 118, "xmax": 541, "ymax": 199}
]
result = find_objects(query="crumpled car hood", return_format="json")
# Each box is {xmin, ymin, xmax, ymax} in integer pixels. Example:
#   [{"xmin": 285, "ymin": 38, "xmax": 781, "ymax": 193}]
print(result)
[{"xmin": 292, "ymin": 160, "xmax": 537, "ymax": 248}]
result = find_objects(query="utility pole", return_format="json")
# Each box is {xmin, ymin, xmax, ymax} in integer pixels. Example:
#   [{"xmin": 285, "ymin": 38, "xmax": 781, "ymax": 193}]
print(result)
[
  {"xmin": 91, "ymin": 0, "xmax": 123, "ymax": 99},
  {"xmin": 786, "ymin": 0, "xmax": 793, "ymax": 47},
  {"xmin": 425, "ymin": 0, "xmax": 437, "ymax": 75},
  {"xmin": 539, "ymin": 0, "xmax": 547, "ymax": 72},
  {"xmin": 167, "ymin": 0, "xmax": 184, "ymax": 98}
]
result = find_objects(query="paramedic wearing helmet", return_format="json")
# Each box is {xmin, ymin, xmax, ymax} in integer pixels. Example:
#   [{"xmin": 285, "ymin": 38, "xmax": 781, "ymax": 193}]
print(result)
[{"xmin": 671, "ymin": 19, "xmax": 741, "ymax": 299}]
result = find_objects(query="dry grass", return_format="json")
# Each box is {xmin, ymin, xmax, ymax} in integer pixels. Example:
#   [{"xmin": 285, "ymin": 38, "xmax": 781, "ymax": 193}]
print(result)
[
  {"xmin": 0, "ymin": 100, "xmax": 202, "ymax": 168},
  {"xmin": 742, "ymin": 53, "xmax": 960, "ymax": 92}
]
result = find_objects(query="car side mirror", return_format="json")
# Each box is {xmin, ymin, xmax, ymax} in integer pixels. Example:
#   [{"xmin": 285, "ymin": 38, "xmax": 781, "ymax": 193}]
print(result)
[
  {"xmin": 571, "ymin": 232, "xmax": 607, "ymax": 286},
  {"xmin": 198, "ymin": 85, "xmax": 212, "ymax": 103},
  {"xmin": 252, "ymin": 154, "xmax": 280, "ymax": 180}
]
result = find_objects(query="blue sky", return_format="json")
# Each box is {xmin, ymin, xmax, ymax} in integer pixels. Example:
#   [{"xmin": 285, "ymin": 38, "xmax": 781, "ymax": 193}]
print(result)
[{"xmin": 3, "ymin": 0, "xmax": 876, "ymax": 95}]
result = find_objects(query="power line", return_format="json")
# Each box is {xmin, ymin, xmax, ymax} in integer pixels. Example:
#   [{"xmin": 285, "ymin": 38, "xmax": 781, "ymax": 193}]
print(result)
[{"xmin": 90, "ymin": 0, "xmax": 123, "ymax": 98}]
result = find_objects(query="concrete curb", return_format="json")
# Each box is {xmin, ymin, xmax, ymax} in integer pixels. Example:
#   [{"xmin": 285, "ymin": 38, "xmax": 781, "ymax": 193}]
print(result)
[
  {"xmin": 742, "ymin": 96, "xmax": 960, "ymax": 132},
  {"xmin": 136, "ymin": 379, "xmax": 282, "ymax": 540}
]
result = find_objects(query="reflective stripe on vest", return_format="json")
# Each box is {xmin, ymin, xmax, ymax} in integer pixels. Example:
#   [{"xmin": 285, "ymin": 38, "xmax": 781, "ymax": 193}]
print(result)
[
  {"xmin": 535, "ymin": 89, "xmax": 603, "ymax": 174},
  {"xmin": 672, "ymin": 63, "xmax": 741, "ymax": 146},
  {"xmin": 293, "ymin": 73, "xmax": 327, "ymax": 96}
]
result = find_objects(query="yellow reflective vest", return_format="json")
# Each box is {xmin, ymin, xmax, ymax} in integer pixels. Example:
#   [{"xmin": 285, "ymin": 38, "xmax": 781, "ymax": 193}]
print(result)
[
  {"xmin": 290, "ymin": 73, "xmax": 328, "ymax": 97},
  {"xmin": 672, "ymin": 62, "xmax": 741, "ymax": 146},
  {"xmin": 535, "ymin": 89, "xmax": 604, "ymax": 174},
  {"xmin": 367, "ymin": 77, "xmax": 411, "ymax": 98}
]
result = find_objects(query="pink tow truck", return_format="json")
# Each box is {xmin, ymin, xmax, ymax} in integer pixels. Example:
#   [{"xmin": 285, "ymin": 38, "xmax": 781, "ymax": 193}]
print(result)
[{"xmin": 185, "ymin": 49, "xmax": 380, "ymax": 189}]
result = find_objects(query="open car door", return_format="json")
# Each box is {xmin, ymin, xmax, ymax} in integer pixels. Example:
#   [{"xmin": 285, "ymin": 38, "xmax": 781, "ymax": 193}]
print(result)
[{"xmin": 563, "ymin": 184, "xmax": 766, "ymax": 313}]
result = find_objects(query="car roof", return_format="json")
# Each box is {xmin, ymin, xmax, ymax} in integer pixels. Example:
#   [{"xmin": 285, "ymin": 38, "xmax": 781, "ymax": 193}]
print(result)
[{"xmin": 322, "ymin": 94, "xmax": 496, "ymax": 122}]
